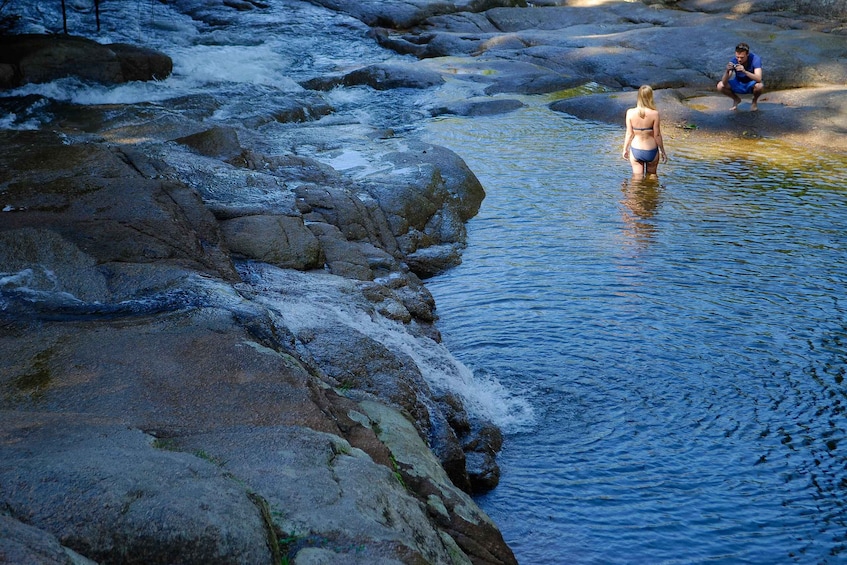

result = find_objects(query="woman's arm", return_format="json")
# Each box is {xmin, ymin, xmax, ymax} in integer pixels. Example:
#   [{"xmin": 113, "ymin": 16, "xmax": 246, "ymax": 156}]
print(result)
[
  {"xmin": 654, "ymin": 113, "xmax": 668, "ymax": 163},
  {"xmin": 622, "ymin": 111, "xmax": 634, "ymax": 159}
]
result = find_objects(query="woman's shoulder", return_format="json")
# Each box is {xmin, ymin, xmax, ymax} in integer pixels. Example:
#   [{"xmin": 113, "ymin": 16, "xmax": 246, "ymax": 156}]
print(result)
[{"xmin": 643, "ymin": 107, "xmax": 661, "ymax": 120}]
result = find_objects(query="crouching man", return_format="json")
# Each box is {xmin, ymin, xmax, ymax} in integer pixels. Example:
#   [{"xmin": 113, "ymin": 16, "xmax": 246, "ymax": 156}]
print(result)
[{"xmin": 717, "ymin": 42, "xmax": 764, "ymax": 111}]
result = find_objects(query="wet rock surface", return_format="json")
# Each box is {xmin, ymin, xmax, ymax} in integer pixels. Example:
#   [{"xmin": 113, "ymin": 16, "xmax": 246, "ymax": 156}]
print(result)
[
  {"xmin": 1, "ymin": 0, "xmax": 845, "ymax": 563},
  {"xmin": 378, "ymin": 0, "xmax": 847, "ymax": 150},
  {"xmin": 0, "ymin": 34, "xmax": 172, "ymax": 88},
  {"xmin": 0, "ymin": 122, "xmax": 511, "ymax": 563}
]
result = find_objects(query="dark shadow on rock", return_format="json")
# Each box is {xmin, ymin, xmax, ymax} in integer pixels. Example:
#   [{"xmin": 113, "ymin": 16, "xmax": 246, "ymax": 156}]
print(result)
[{"xmin": 0, "ymin": 34, "xmax": 172, "ymax": 88}]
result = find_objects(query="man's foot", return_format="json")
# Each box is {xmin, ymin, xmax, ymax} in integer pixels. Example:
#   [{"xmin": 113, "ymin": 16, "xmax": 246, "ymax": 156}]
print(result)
[
  {"xmin": 751, "ymin": 101, "xmax": 758, "ymax": 111},
  {"xmin": 730, "ymin": 96, "xmax": 741, "ymax": 111}
]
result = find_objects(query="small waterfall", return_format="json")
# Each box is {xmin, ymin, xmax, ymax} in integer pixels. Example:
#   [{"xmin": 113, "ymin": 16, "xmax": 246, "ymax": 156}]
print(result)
[{"xmin": 237, "ymin": 262, "xmax": 534, "ymax": 431}]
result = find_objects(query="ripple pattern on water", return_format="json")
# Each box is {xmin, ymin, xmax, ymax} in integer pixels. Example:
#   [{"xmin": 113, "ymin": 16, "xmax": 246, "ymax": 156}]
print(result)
[{"xmin": 423, "ymin": 104, "xmax": 847, "ymax": 564}]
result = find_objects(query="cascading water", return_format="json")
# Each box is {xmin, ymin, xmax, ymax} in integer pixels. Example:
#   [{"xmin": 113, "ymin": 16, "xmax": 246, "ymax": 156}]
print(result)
[
  {"xmin": 1, "ymin": 0, "xmax": 526, "ymax": 430},
  {"xmin": 236, "ymin": 262, "xmax": 533, "ymax": 430}
]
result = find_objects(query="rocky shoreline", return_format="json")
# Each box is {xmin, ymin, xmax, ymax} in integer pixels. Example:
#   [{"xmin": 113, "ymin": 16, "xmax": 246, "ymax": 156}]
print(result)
[{"xmin": 1, "ymin": 1, "xmax": 846, "ymax": 564}]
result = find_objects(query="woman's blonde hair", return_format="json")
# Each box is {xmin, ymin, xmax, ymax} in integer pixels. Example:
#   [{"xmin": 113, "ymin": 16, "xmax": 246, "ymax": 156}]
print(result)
[{"xmin": 636, "ymin": 85, "xmax": 656, "ymax": 118}]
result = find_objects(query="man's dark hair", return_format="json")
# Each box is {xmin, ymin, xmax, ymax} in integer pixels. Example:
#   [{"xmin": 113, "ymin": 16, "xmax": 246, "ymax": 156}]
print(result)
[{"xmin": 735, "ymin": 43, "xmax": 750, "ymax": 53}]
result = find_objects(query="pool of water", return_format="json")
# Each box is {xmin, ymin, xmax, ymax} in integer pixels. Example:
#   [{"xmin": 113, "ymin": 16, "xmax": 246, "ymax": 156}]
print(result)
[{"xmin": 422, "ymin": 102, "xmax": 847, "ymax": 564}]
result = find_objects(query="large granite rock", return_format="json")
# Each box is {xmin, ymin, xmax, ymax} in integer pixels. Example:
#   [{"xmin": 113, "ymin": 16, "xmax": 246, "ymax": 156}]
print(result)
[
  {"xmin": 0, "ymin": 514, "xmax": 96, "ymax": 565},
  {"xmin": 0, "ymin": 420, "xmax": 274, "ymax": 565},
  {"xmin": 372, "ymin": 0, "xmax": 847, "ymax": 150},
  {"xmin": 0, "ymin": 133, "xmax": 236, "ymax": 283},
  {"xmin": 303, "ymin": 0, "xmax": 528, "ymax": 28},
  {"xmin": 0, "ymin": 122, "xmax": 512, "ymax": 563},
  {"xmin": 0, "ymin": 34, "xmax": 172, "ymax": 89},
  {"xmin": 301, "ymin": 62, "xmax": 446, "ymax": 91}
]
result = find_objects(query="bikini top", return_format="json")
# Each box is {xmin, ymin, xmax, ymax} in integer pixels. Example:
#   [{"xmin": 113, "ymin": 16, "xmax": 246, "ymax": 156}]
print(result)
[{"xmin": 633, "ymin": 125, "xmax": 654, "ymax": 131}]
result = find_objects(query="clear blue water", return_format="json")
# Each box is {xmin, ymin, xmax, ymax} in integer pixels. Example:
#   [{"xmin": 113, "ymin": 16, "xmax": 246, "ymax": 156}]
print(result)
[{"xmin": 423, "ymin": 103, "xmax": 847, "ymax": 564}]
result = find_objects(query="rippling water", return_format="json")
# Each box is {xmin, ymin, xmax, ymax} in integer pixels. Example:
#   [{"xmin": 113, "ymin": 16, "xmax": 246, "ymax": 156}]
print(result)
[{"xmin": 422, "ymin": 102, "xmax": 847, "ymax": 564}]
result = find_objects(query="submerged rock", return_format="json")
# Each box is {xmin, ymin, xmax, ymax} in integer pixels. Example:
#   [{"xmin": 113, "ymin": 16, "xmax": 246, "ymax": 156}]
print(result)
[
  {"xmin": 301, "ymin": 62, "xmax": 446, "ymax": 91},
  {"xmin": 430, "ymin": 98, "xmax": 526, "ymax": 117}
]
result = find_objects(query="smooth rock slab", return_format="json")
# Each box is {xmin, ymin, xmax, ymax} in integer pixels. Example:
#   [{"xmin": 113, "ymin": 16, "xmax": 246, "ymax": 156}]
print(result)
[
  {"xmin": 172, "ymin": 425, "xmax": 468, "ymax": 564},
  {"xmin": 220, "ymin": 214, "xmax": 323, "ymax": 270},
  {"xmin": 0, "ymin": 515, "xmax": 97, "ymax": 565},
  {"xmin": 0, "ymin": 418, "xmax": 273, "ymax": 565}
]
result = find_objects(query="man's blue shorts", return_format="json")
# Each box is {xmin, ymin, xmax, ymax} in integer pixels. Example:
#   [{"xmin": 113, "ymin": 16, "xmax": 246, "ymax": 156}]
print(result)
[{"xmin": 728, "ymin": 78, "xmax": 757, "ymax": 94}]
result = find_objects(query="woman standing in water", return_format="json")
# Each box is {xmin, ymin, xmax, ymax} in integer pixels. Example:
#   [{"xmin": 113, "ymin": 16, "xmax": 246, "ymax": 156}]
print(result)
[{"xmin": 622, "ymin": 85, "xmax": 667, "ymax": 177}]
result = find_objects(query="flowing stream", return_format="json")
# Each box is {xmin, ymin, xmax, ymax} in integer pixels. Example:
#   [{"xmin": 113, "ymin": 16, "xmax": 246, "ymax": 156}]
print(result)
[{"xmin": 422, "ymin": 102, "xmax": 847, "ymax": 564}]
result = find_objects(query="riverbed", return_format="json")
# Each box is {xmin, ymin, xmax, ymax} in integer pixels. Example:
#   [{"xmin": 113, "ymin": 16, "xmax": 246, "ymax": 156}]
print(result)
[{"xmin": 423, "ymin": 101, "xmax": 847, "ymax": 564}]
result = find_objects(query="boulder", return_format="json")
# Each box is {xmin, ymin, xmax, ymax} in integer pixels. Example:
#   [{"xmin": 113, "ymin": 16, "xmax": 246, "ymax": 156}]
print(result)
[
  {"xmin": 430, "ymin": 98, "xmax": 526, "ymax": 117},
  {"xmin": 404, "ymin": 243, "xmax": 466, "ymax": 279},
  {"xmin": 378, "ymin": 0, "xmax": 847, "ymax": 97},
  {"xmin": 174, "ymin": 125, "xmax": 243, "ymax": 160},
  {"xmin": 0, "ymin": 515, "xmax": 97, "ymax": 565},
  {"xmin": 0, "ymin": 420, "xmax": 273, "ymax": 565},
  {"xmin": 360, "ymin": 400, "xmax": 516, "ymax": 564},
  {"xmin": 301, "ymin": 62, "xmax": 445, "ymax": 91},
  {"xmin": 102, "ymin": 42, "xmax": 173, "ymax": 82},
  {"xmin": 306, "ymin": 221, "xmax": 379, "ymax": 280},
  {"xmin": 169, "ymin": 425, "xmax": 464, "ymax": 564},
  {"xmin": 550, "ymin": 84, "xmax": 847, "ymax": 151},
  {"xmin": 0, "ymin": 34, "xmax": 172, "ymax": 88},
  {"xmin": 0, "ymin": 63, "xmax": 14, "ymax": 88},
  {"xmin": 295, "ymin": 183, "xmax": 401, "ymax": 261},
  {"xmin": 676, "ymin": 0, "xmax": 847, "ymax": 20},
  {"xmin": 0, "ymin": 131, "xmax": 237, "ymax": 282},
  {"xmin": 360, "ymin": 141, "xmax": 485, "ymax": 275},
  {"xmin": 220, "ymin": 214, "xmax": 323, "ymax": 270},
  {"xmin": 0, "ymin": 252, "xmax": 511, "ymax": 561}
]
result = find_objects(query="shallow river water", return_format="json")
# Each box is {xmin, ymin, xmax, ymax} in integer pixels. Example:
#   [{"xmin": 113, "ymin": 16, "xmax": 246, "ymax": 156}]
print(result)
[{"xmin": 422, "ymin": 102, "xmax": 847, "ymax": 564}]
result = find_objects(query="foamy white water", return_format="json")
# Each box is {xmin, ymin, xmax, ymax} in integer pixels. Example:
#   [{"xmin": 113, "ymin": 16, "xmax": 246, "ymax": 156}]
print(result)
[
  {"xmin": 3, "ymin": 0, "xmax": 394, "ymax": 108},
  {"xmin": 2, "ymin": 0, "xmax": 533, "ymax": 446},
  {"xmin": 238, "ymin": 263, "xmax": 534, "ymax": 431}
]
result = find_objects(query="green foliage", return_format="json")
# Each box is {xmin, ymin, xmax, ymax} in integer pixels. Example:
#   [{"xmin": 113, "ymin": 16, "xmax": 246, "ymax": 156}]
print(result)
[
  {"xmin": 336, "ymin": 379, "xmax": 355, "ymax": 393},
  {"xmin": 389, "ymin": 454, "xmax": 406, "ymax": 488},
  {"xmin": 151, "ymin": 437, "xmax": 179, "ymax": 451},
  {"xmin": 277, "ymin": 531, "xmax": 302, "ymax": 565},
  {"xmin": 193, "ymin": 449, "xmax": 226, "ymax": 466}
]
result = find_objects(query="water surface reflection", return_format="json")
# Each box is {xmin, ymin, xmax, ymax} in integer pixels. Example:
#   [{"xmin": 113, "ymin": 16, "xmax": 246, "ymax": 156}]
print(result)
[
  {"xmin": 621, "ymin": 176, "xmax": 662, "ymax": 247},
  {"xmin": 423, "ymin": 102, "xmax": 847, "ymax": 564}
]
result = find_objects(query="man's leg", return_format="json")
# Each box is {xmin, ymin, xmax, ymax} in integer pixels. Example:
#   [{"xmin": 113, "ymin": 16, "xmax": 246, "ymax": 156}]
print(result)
[
  {"xmin": 751, "ymin": 83, "xmax": 764, "ymax": 111},
  {"xmin": 717, "ymin": 80, "xmax": 742, "ymax": 110}
]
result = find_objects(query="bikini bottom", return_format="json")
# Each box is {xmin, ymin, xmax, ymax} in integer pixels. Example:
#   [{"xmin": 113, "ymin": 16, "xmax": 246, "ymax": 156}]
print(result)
[{"xmin": 631, "ymin": 147, "xmax": 658, "ymax": 163}]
